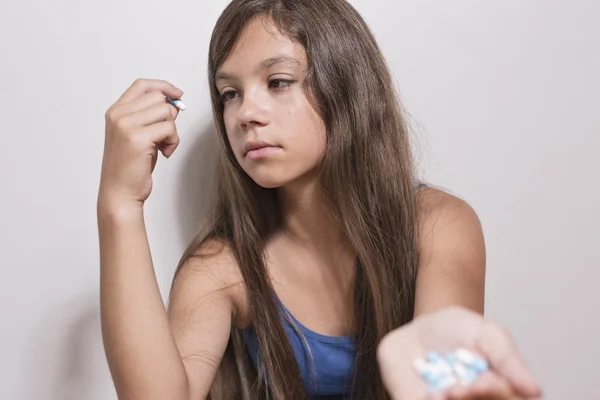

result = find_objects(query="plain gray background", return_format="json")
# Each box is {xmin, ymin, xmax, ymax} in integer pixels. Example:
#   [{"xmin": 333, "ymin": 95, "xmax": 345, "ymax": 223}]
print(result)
[{"xmin": 1, "ymin": 0, "xmax": 598, "ymax": 399}]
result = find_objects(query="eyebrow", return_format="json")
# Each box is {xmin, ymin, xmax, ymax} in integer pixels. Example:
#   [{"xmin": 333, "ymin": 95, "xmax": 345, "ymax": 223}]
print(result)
[{"xmin": 216, "ymin": 54, "xmax": 301, "ymax": 82}]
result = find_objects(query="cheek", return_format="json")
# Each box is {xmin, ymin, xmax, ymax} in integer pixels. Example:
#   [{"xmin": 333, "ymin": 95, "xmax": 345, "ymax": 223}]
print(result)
[
  {"xmin": 293, "ymin": 107, "xmax": 326, "ymax": 156},
  {"xmin": 222, "ymin": 112, "xmax": 239, "ymax": 146}
]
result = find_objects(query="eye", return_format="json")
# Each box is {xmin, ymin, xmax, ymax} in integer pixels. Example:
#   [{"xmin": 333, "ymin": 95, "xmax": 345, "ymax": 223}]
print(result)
[
  {"xmin": 269, "ymin": 79, "xmax": 295, "ymax": 89},
  {"xmin": 220, "ymin": 90, "xmax": 237, "ymax": 103}
]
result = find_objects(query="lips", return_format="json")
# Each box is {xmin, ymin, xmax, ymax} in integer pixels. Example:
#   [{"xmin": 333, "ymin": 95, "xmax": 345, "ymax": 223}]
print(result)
[{"xmin": 243, "ymin": 140, "xmax": 279, "ymax": 155}]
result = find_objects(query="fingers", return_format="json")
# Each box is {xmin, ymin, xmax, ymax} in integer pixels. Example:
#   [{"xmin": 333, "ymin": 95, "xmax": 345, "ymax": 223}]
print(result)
[
  {"xmin": 108, "ymin": 91, "xmax": 180, "ymax": 125},
  {"xmin": 115, "ymin": 78, "xmax": 183, "ymax": 106},
  {"xmin": 105, "ymin": 80, "xmax": 183, "ymax": 160},
  {"xmin": 476, "ymin": 321, "xmax": 542, "ymax": 398},
  {"xmin": 445, "ymin": 372, "xmax": 514, "ymax": 399},
  {"xmin": 425, "ymin": 373, "xmax": 527, "ymax": 400},
  {"xmin": 124, "ymin": 90, "xmax": 180, "ymax": 117},
  {"xmin": 126, "ymin": 102, "xmax": 178, "ymax": 127},
  {"xmin": 145, "ymin": 120, "xmax": 180, "ymax": 158}
]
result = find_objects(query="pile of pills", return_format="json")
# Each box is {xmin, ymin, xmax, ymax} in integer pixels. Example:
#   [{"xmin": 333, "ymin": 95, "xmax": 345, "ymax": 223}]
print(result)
[{"xmin": 413, "ymin": 348, "xmax": 489, "ymax": 392}]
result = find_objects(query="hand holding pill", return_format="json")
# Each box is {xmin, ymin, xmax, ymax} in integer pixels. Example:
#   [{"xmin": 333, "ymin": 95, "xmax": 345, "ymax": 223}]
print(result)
[
  {"xmin": 99, "ymin": 78, "xmax": 186, "ymax": 208},
  {"xmin": 377, "ymin": 307, "xmax": 542, "ymax": 400}
]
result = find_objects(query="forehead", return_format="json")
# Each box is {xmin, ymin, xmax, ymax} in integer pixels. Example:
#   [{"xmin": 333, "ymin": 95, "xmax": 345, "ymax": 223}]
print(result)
[{"xmin": 217, "ymin": 17, "xmax": 307, "ymax": 74}]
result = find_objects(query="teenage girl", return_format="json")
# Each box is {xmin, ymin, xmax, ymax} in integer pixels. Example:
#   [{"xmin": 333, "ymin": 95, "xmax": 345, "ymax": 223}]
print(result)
[{"xmin": 97, "ymin": 1, "xmax": 541, "ymax": 399}]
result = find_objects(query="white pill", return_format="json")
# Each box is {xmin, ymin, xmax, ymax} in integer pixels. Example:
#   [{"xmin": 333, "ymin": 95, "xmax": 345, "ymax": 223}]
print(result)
[
  {"xmin": 431, "ymin": 358, "xmax": 453, "ymax": 376},
  {"xmin": 413, "ymin": 358, "xmax": 429, "ymax": 375},
  {"xmin": 452, "ymin": 362, "xmax": 478, "ymax": 385},
  {"xmin": 454, "ymin": 348, "xmax": 489, "ymax": 372},
  {"xmin": 431, "ymin": 375, "xmax": 459, "ymax": 392},
  {"xmin": 454, "ymin": 349, "xmax": 476, "ymax": 364}
]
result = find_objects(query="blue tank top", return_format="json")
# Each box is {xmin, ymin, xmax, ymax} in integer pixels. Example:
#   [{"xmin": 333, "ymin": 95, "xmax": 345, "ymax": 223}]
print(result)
[
  {"xmin": 242, "ymin": 182, "xmax": 427, "ymax": 397},
  {"xmin": 242, "ymin": 295, "xmax": 356, "ymax": 398}
]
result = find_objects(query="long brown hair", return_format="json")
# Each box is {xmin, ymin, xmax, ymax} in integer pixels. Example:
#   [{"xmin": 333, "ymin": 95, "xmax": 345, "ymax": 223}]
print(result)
[{"xmin": 170, "ymin": 0, "xmax": 420, "ymax": 398}]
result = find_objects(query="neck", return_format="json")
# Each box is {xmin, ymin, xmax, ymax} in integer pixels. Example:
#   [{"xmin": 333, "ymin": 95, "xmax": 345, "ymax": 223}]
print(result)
[
  {"xmin": 272, "ymin": 172, "xmax": 356, "ymax": 303},
  {"xmin": 277, "ymin": 173, "xmax": 345, "ymax": 250}
]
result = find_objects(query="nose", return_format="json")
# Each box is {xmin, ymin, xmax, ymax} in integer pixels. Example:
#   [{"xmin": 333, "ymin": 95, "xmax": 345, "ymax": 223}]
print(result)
[{"xmin": 236, "ymin": 90, "xmax": 269, "ymax": 129}]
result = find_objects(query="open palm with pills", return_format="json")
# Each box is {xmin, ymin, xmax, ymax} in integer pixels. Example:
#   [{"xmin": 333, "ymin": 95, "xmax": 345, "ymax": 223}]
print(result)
[{"xmin": 378, "ymin": 307, "xmax": 542, "ymax": 400}]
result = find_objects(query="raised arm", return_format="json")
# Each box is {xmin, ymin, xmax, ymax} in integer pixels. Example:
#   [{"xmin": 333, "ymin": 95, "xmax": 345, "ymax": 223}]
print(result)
[{"xmin": 98, "ymin": 78, "xmax": 237, "ymax": 400}]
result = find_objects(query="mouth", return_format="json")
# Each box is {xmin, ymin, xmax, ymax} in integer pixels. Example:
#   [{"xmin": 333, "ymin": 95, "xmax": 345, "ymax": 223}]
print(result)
[{"xmin": 243, "ymin": 140, "xmax": 282, "ymax": 159}]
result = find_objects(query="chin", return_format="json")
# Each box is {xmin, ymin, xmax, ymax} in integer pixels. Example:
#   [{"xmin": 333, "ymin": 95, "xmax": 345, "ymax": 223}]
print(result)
[
  {"xmin": 246, "ymin": 168, "xmax": 318, "ymax": 190},
  {"xmin": 248, "ymin": 173, "xmax": 288, "ymax": 189},
  {"xmin": 238, "ymin": 157, "xmax": 318, "ymax": 189},
  {"xmin": 242, "ymin": 165, "xmax": 299, "ymax": 189}
]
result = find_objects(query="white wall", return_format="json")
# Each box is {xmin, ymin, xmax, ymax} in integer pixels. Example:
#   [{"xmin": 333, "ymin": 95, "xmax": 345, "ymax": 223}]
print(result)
[{"xmin": 1, "ymin": 0, "xmax": 598, "ymax": 399}]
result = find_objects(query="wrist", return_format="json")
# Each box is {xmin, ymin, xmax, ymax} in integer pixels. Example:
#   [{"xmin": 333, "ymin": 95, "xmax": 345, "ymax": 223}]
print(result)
[{"xmin": 97, "ymin": 196, "xmax": 144, "ymax": 222}]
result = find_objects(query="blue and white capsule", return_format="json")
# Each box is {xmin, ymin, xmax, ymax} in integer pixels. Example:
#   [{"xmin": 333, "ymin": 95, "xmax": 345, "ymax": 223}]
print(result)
[{"xmin": 167, "ymin": 97, "xmax": 187, "ymax": 111}]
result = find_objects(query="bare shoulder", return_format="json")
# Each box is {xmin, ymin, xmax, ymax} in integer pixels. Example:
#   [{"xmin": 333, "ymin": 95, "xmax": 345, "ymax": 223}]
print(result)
[
  {"xmin": 414, "ymin": 186, "xmax": 486, "ymax": 315},
  {"xmin": 175, "ymin": 238, "xmax": 242, "ymax": 287},
  {"xmin": 417, "ymin": 186, "xmax": 483, "ymax": 240},
  {"xmin": 169, "ymin": 238, "xmax": 250, "ymax": 329}
]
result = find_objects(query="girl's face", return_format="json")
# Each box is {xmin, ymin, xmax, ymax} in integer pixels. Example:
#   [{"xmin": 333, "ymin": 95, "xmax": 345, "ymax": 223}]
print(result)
[{"xmin": 216, "ymin": 17, "xmax": 326, "ymax": 189}]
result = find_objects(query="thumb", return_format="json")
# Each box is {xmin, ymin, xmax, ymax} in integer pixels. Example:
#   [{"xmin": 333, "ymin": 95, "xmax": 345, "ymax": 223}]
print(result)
[{"xmin": 476, "ymin": 321, "xmax": 542, "ymax": 398}]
